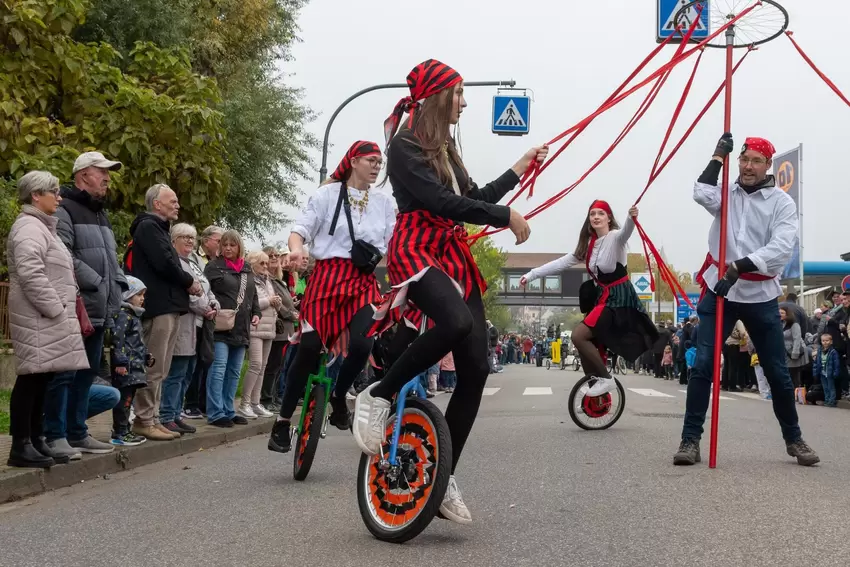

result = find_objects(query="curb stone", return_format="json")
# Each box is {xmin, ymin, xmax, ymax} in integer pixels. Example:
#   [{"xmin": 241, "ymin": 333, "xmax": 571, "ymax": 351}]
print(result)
[{"xmin": 0, "ymin": 419, "xmax": 275, "ymax": 504}]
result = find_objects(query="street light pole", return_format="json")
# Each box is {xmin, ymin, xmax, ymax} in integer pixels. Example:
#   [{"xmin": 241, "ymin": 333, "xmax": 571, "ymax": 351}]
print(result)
[{"xmin": 318, "ymin": 79, "xmax": 517, "ymax": 183}]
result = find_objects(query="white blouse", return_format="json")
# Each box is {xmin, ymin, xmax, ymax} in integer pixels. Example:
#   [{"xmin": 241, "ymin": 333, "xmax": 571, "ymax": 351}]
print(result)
[
  {"xmin": 694, "ymin": 179, "xmax": 796, "ymax": 303},
  {"xmin": 523, "ymin": 215, "xmax": 634, "ymax": 282},
  {"xmin": 291, "ymin": 182, "xmax": 396, "ymax": 260}
]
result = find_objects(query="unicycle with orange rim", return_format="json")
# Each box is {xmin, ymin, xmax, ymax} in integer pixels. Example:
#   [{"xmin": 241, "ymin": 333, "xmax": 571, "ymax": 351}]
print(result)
[
  {"xmin": 356, "ymin": 318, "xmax": 452, "ymax": 543},
  {"xmin": 567, "ymin": 350, "xmax": 626, "ymax": 430}
]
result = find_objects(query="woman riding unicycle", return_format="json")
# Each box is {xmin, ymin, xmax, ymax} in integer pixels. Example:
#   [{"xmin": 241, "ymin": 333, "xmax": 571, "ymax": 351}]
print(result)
[{"xmin": 521, "ymin": 201, "xmax": 658, "ymax": 429}]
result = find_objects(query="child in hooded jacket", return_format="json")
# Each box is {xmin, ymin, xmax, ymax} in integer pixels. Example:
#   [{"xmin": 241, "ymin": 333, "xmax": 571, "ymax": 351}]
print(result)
[{"xmin": 110, "ymin": 276, "xmax": 154, "ymax": 445}]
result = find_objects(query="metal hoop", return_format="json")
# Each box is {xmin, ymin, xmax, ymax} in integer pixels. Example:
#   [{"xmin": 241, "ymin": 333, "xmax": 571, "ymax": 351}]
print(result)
[{"xmin": 675, "ymin": 0, "xmax": 789, "ymax": 49}]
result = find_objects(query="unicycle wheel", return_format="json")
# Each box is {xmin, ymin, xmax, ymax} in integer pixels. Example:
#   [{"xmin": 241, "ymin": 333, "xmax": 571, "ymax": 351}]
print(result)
[
  {"xmin": 293, "ymin": 383, "xmax": 326, "ymax": 481},
  {"xmin": 357, "ymin": 397, "xmax": 452, "ymax": 543},
  {"xmin": 567, "ymin": 376, "xmax": 625, "ymax": 430}
]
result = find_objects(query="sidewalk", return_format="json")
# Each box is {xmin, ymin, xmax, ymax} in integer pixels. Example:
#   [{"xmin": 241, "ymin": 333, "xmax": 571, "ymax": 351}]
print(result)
[{"xmin": 0, "ymin": 410, "xmax": 276, "ymax": 503}]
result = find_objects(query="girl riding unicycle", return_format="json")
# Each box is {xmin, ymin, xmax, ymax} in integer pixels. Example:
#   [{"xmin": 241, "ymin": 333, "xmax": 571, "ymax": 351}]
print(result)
[{"xmin": 521, "ymin": 201, "xmax": 658, "ymax": 429}]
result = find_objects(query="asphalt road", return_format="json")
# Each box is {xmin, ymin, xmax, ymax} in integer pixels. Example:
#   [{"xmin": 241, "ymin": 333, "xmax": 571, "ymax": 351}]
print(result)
[{"xmin": 2, "ymin": 364, "xmax": 850, "ymax": 567}]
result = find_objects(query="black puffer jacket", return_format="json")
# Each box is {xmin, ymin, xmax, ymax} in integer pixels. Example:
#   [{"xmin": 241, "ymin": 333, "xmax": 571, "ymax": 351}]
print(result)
[
  {"xmin": 128, "ymin": 212, "xmax": 194, "ymax": 319},
  {"xmin": 110, "ymin": 304, "xmax": 149, "ymax": 389},
  {"xmin": 55, "ymin": 184, "xmax": 128, "ymax": 327},
  {"xmin": 204, "ymin": 257, "xmax": 261, "ymax": 347}
]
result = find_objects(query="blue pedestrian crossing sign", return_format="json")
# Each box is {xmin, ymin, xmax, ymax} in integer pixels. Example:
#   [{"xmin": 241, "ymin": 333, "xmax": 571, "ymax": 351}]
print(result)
[
  {"xmin": 492, "ymin": 95, "xmax": 530, "ymax": 136},
  {"xmin": 657, "ymin": 0, "xmax": 710, "ymax": 43}
]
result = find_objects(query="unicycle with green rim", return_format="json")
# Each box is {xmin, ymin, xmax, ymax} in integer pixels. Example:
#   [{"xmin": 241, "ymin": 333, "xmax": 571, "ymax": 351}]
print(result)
[
  {"xmin": 291, "ymin": 354, "xmax": 333, "ymax": 481},
  {"xmin": 356, "ymin": 317, "xmax": 453, "ymax": 543}
]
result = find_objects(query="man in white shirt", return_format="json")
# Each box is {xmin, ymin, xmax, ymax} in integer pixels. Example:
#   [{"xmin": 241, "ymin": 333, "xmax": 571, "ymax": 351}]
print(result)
[{"xmin": 675, "ymin": 133, "xmax": 819, "ymax": 467}]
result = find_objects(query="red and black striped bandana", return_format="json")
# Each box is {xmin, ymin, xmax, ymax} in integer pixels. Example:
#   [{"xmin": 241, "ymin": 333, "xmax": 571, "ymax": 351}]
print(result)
[
  {"xmin": 331, "ymin": 140, "xmax": 381, "ymax": 182},
  {"xmin": 383, "ymin": 59, "xmax": 463, "ymax": 145}
]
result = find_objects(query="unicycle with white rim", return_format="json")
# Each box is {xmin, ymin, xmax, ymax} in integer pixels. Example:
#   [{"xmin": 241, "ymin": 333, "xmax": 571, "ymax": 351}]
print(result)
[
  {"xmin": 567, "ymin": 349, "xmax": 626, "ymax": 430},
  {"xmin": 356, "ymin": 317, "xmax": 453, "ymax": 543}
]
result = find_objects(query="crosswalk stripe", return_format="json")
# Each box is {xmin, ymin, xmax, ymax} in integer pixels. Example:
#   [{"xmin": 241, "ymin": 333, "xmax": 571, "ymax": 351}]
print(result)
[
  {"xmin": 482, "ymin": 387, "xmax": 501, "ymax": 396},
  {"xmin": 523, "ymin": 387, "xmax": 553, "ymax": 396},
  {"xmin": 678, "ymin": 389, "xmax": 735, "ymax": 400},
  {"xmin": 628, "ymin": 388, "xmax": 675, "ymax": 398}
]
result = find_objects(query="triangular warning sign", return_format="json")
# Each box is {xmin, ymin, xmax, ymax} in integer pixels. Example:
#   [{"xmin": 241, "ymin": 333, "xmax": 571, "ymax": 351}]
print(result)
[
  {"xmin": 495, "ymin": 100, "xmax": 526, "ymax": 127},
  {"xmin": 663, "ymin": 0, "xmax": 706, "ymax": 31}
]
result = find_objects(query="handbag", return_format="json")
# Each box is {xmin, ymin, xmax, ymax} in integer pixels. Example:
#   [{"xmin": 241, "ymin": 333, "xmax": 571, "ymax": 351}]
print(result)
[
  {"xmin": 578, "ymin": 279, "xmax": 598, "ymax": 315},
  {"xmin": 197, "ymin": 318, "xmax": 215, "ymax": 368},
  {"xmin": 76, "ymin": 295, "xmax": 95, "ymax": 338},
  {"xmin": 215, "ymin": 272, "xmax": 247, "ymax": 332},
  {"xmin": 330, "ymin": 182, "xmax": 382, "ymax": 274}
]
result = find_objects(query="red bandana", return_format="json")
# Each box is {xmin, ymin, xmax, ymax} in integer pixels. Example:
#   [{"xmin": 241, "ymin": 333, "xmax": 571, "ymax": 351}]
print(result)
[
  {"xmin": 330, "ymin": 141, "xmax": 381, "ymax": 182},
  {"xmin": 741, "ymin": 137, "xmax": 776, "ymax": 160},
  {"xmin": 383, "ymin": 59, "xmax": 463, "ymax": 145},
  {"xmin": 588, "ymin": 199, "xmax": 613, "ymax": 216}
]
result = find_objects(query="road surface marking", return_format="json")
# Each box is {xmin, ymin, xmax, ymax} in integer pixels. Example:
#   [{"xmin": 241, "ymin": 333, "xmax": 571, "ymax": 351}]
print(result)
[
  {"xmin": 523, "ymin": 387, "xmax": 553, "ymax": 396},
  {"xmin": 482, "ymin": 387, "xmax": 501, "ymax": 396},
  {"xmin": 628, "ymin": 388, "xmax": 675, "ymax": 398}
]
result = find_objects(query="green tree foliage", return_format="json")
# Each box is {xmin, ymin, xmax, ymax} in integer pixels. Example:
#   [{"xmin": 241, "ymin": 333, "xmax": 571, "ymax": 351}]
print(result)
[
  {"xmin": 75, "ymin": 0, "xmax": 318, "ymax": 237},
  {"xmin": 546, "ymin": 309, "xmax": 584, "ymax": 332},
  {"xmin": 1, "ymin": 0, "xmax": 229, "ymax": 270},
  {"xmin": 488, "ymin": 304, "xmax": 513, "ymax": 335}
]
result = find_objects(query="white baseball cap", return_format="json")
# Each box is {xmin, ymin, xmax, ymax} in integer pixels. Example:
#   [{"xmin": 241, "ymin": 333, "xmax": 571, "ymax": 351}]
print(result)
[{"xmin": 72, "ymin": 151, "xmax": 123, "ymax": 174}]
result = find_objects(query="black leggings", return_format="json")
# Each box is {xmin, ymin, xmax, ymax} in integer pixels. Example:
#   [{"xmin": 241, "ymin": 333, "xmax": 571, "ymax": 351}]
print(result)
[
  {"xmin": 571, "ymin": 322, "xmax": 610, "ymax": 378},
  {"xmin": 279, "ymin": 305, "xmax": 375, "ymax": 419},
  {"xmin": 10, "ymin": 372, "xmax": 52, "ymax": 440},
  {"xmin": 371, "ymin": 269, "xmax": 489, "ymax": 473}
]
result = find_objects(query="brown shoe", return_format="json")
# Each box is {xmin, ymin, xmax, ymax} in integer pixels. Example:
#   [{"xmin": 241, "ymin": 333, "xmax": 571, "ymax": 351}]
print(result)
[
  {"xmin": 132, "ymin": 424, "xmax": 175, "ymax": 441},
  {"xmin": 155, "ymin": 423, "xmax": 181, "ymax": 439}
]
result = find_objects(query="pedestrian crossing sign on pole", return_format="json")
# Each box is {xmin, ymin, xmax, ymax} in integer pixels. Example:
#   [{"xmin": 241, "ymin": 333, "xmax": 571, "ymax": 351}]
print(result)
[
  {"xmin": 492, "ymin": 95, "xmax": 530, "ymax": 136},
  {"xmin": 657, "ymin": 0, "xmax": 710, "ymax": 43}
]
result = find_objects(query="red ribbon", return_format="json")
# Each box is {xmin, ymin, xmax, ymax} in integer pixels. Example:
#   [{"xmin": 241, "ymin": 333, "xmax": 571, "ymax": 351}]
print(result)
[
  {"xmin": 469, "ymin": 2, "xmax": 759, "ymax": 245},
  {"xmin": 785, "ymin": 31, "xmax": 850, "ymax": 108}
]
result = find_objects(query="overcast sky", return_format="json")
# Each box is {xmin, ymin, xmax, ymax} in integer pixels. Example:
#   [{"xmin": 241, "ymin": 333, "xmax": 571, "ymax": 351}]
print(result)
[{"xmin": 266, "ymin": 0, "xmax": 848, "ymax": 272}]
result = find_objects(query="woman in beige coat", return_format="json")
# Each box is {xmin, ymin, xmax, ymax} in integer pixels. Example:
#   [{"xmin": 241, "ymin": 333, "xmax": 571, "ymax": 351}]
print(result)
[
  {"xmin": 6, "ymin": 171, "xmax": 89, "ymax": 468},
  {"xmin": 238, "ymin": 251, "xmax": 280, "ymax": 418}
]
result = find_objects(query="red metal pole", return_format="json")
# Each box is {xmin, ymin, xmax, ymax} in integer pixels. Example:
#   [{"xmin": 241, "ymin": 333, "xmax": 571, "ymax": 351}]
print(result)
[{"xmin": 708, "ymin": 25, "xmax": 736, "ymax": 469}]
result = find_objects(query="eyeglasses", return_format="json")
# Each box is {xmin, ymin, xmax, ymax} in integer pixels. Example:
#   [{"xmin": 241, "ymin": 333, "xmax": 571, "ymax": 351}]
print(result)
[
  {"xmin": 738, "ymin": 156, "xmax": 767, "ymax": 167},
  {"xmin": 41, "ymin": 187, "xmax": 61, "ymax": 196},
  {"xmin": 177, "ymin": 235, "xmax": 196, "ymax": 242},
  {"xmin": 364, "ymin": 157, "xmax": 384, "ymax": 169}
]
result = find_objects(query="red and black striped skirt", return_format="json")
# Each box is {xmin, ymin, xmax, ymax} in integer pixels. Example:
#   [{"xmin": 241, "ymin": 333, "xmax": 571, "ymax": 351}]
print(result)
[
  {"xmin": 371, "ymin": 210, "xmax": 486, "ymax": 334},
  {"xmin": 296, "ymin": 258, "xmax": 382, "ymax": 351}
]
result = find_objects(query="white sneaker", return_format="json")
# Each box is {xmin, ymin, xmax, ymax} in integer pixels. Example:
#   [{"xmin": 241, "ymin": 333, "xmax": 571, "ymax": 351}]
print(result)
[
  {"xmin": 587, "ymin": 377, "xmax": 617, "ymax": 397},
  {"xmin": 439, "ymin": 475, "xmax": 472, "ymax": 525},
  {"xmin": 352, "ymin": 383, "xmax": 391, "ymax": 455},
  {"xmin": 252, "ymin": 404, "xmax": 274, "ymax": 418},
  {"xmin": 237, "ymin": 403, "xmax": 258, "ymax": 419}
]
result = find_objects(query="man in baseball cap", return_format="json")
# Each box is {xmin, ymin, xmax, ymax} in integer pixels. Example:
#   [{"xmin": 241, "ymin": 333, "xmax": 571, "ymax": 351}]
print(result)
[
  {"xmin": 45, "ymin": 151, "xmax": 128, "ymax": 456},
  {"xmin": 72, "ymin": 151, "xmax": 122, "ymax": 175}
]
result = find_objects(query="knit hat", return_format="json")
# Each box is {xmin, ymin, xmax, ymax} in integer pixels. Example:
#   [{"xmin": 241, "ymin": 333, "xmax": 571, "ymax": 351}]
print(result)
[{"xmin": 123, "ymin": 276, "xmax": 147, "ymax": 301}]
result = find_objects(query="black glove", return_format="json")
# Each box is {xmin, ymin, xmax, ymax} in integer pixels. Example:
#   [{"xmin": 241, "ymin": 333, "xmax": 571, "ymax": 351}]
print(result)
[
  {"xmin": 713, "ymin": 132, "xmax": 734, "ymax": 159},
  {"xmin": 713, "ymin": 262, "xmax": 740, "ymax": 298}
]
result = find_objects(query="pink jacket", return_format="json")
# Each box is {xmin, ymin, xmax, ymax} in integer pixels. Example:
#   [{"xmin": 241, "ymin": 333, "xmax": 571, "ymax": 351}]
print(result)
[
  {"xmin": 440, "ymin": 352, "xmax": 455, "ymax": 372},
  {"xmin": 7, "ymin": 206, "xmax": 89, "ymax": 375}
]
